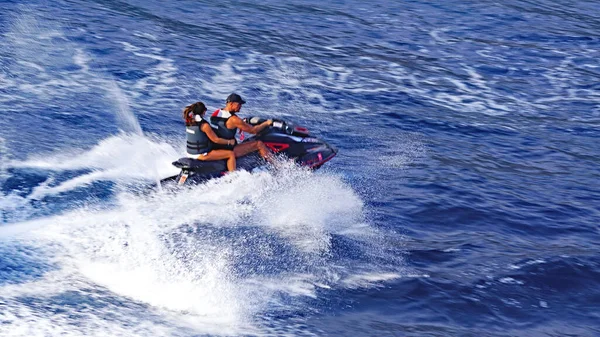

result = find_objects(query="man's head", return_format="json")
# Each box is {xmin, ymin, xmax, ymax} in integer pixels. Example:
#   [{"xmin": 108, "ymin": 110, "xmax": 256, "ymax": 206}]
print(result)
[{"xmin": 225, "ymin": 93, "xmax": 246, "ymax": 113}]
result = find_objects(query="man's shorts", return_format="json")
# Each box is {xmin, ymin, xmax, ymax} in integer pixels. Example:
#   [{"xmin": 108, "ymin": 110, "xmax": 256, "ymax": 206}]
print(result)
[{"xmin": 210, "ymin": 141, "xmax": 237, "ymax": 151}]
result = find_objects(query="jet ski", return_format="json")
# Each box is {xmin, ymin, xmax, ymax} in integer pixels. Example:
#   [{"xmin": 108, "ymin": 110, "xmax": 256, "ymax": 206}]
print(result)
[{"xmin": 160, "ymin": 117, "xmax": 337, "ymax": 186}]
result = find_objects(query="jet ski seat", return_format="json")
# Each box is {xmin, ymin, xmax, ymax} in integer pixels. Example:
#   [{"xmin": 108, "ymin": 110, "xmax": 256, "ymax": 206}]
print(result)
[{"xmin": 172, "ymin": 158, "xmax": 225, "ymax": 171}]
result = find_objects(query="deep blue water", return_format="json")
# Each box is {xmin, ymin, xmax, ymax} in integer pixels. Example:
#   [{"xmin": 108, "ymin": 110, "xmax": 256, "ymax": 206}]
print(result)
[{"xmin": 1, "ymin": 0, "xmax": 600, "ymax": 336}]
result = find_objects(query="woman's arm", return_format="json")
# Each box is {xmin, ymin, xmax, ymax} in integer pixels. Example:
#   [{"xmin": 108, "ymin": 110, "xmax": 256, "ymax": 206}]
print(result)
[{"xmin": 201, "ymin": 123, "xmax": 235, "ymax": 146}]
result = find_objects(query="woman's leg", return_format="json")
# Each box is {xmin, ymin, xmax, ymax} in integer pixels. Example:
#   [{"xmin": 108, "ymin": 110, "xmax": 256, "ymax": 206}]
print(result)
[
  {"xmin": 233, "ymin": 141, "xmax": 273, "ymax": 161},
  {"xmin": 197, "ymin": 150, "xmax": 236, "ymax": 171}
]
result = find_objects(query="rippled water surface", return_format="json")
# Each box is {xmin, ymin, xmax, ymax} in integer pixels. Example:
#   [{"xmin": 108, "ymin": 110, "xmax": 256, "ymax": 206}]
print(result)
[{"xmin": 1, "ymin": 0, "xmax": 599, "ymax": 336}]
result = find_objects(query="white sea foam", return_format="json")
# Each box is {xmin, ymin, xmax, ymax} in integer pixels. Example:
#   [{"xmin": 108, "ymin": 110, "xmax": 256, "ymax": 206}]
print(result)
[
  {"xmin": 6, "ymin": 134, "xmax": 179, "ymax": 199},
  {"xmin": 0, "ymin": 160, "xmax": 390, "ymax": 335},
  {"xmin": 499, "ymin": 277, "xmax": 524, "ymax": 285},
  {"xmin": 340, "ymin": 272, "xmax": 414, "ymax": 289},
  {"xmin": 429, "ymin": 28, "xmax": 452, "ymax": 44},
  {"xmin": 118, "ymin": 41, "xmax": 179, "ymax": 95}
]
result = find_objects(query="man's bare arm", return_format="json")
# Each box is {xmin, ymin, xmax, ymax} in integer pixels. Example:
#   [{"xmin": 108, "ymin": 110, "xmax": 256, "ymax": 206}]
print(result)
[{"xmin": 228, "ymin": 115, "xmax": 272, "ymax": 134}]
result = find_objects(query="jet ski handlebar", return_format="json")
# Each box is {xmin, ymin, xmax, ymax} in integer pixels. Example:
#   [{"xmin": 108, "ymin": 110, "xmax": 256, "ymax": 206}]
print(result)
[
  {"xmin": 244, "ymin": 116, "xmax": 287, "ymax": 132},
  {"xmin": 244, "ymin": 116, "xmax": 284, "ymax": 127},
  {"xmin": 243, "ymin": 116, "xmax": 310, "ymax": 137}
]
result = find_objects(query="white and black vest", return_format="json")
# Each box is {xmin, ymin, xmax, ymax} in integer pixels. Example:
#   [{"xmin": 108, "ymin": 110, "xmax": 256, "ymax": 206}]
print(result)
[{"xmin": 210, "ymin": 109, "xmax": 237, "ymax": 140}]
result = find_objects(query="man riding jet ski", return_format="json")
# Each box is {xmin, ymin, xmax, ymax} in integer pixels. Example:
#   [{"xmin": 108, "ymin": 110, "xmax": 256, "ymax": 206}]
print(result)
[
  {"xmin": 210, "ymin": 93, "xmax": 273, "ymax": 160},
  {"xmin": 161, "ymin": 93, "xmax": 337, "ymax": 186}
]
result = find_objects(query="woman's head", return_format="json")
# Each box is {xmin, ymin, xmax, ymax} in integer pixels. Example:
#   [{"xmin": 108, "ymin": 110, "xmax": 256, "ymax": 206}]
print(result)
[{"xmin": 183, "ymin": 101, "xmax": 207, "ymax": 125}]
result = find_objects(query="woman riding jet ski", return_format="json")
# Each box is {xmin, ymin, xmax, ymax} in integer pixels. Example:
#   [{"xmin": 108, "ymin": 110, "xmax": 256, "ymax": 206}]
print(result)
[
  {"xmin": 183, "ymin": 101, "xmax": 237, "ymax": 171},
  {"xmin": 162, "ymin": 94, "xmax": 338, "ymax": 186}
]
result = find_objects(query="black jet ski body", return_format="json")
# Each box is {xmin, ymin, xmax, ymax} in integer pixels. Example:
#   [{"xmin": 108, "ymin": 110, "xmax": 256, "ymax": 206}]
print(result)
[{"xmin": 161, "ymin": 117, "xmax": 337, "ymax": 186}]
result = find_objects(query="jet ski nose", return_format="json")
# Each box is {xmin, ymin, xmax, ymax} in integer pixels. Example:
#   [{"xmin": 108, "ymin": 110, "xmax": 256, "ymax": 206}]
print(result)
[
  {"xmin": 300, "ymin": 142, "xmax": 337, "ymax": 169},
  {"xmin": 329, "ymin": 143, "xmax": 338, "ymax": 154}
]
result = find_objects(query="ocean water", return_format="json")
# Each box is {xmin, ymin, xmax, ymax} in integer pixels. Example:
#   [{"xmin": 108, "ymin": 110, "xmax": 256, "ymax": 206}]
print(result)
[{"xmin": 1, "ymin": 0, "xmax": 599, "ymax": 336}]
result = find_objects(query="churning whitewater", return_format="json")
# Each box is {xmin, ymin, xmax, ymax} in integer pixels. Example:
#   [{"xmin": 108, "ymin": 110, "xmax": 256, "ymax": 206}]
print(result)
[{"xmin": 1, "ymin": 133, "xmax": 404, "ymax": 336}]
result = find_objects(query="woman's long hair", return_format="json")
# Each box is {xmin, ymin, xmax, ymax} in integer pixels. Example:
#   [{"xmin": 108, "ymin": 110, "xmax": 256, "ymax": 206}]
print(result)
[{"xmin": 183, "ymin": 102, "xmax": 207, "ymax": 126}]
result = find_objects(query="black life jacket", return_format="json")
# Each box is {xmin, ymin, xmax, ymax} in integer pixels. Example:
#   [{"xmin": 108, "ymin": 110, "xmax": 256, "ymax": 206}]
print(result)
[
  {"xmin": 210, "ymin": 109, "xmax": 237, "ymax": 140},
  {"xmin": 186, "ymin": 119, "xmax": 211, "ymax": 155}
]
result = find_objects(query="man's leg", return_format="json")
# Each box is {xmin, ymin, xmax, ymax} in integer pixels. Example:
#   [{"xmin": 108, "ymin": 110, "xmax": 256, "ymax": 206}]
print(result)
[{"xmin": 233, "ymin": 140, "xmax": 272, "ymax": 160}]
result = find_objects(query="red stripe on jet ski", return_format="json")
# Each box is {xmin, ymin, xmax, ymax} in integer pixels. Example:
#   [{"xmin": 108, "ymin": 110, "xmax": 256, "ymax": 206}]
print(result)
[
  {"xmin": 308, "ymin": 152, "xmax": 336, "ymax": 168},
  {"xmin": 264, "ymin": 142, "xmax": 290, "ymax": 153}
]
